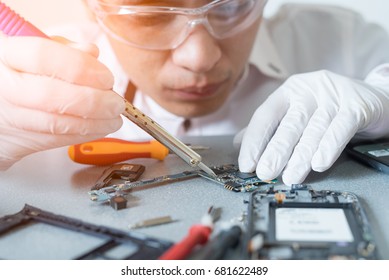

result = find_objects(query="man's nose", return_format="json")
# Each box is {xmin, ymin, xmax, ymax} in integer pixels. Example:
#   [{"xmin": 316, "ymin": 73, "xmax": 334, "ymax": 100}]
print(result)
[{"xmin": 171, "ymin": 25, "xmax": 222, "ymax": 73}]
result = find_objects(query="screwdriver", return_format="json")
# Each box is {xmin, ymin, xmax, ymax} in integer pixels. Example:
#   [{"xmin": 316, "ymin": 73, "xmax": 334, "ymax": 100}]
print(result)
[
  {"xmin": 0, "ymin": 1, "xmax": 217, "ymax": 178},
  {"xmin": 159, "ymin": 206, "xmax": 221, "ymax": 260},
  {"xmin": 68, "ymin": 138, "xmax": 169, "ymax": 165},
  {"xmin": 68, "ymin": 137, "xmax": 209, "ymax": 165}
]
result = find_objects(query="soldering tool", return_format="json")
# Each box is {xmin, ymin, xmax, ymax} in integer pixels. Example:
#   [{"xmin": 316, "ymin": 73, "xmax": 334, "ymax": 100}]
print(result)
[{"xmin": 0, "ymin": 1, "xmax": 217, "ymax": 178}]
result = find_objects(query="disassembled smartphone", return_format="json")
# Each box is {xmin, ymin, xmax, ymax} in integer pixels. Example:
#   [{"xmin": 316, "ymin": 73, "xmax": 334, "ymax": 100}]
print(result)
[
  {"xmin": 346, "ymin": 140, "xmax": 389, "ymax": 174},
  {"xmin": 89, "ymin": 164, "xmax": 276, "ymax": 210},
  {"xmin": 243, "ymin": 184, "xmax": 377, "ymax": 259},
  {"xmin": 0, "ymin": 205, "xmax": 172, "ymax": 260}
]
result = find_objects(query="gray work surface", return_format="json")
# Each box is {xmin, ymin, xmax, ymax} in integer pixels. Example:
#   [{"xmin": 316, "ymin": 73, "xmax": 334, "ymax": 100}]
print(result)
[{"xmin": 0, "ymin": 135, "xmax": 388, "ymax": 259}]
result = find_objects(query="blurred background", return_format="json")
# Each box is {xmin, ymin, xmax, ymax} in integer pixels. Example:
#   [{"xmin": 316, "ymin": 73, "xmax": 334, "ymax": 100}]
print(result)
[{"xmin": 3, "ymin": 0, "xmax": 389, "ymax": 33}]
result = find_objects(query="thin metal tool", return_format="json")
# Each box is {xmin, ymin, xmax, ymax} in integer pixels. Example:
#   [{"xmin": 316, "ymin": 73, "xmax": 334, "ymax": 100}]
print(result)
[
  {"xmin": 123, "ymin": 102, "xmax": 217, "ymax": 178},
  {"xmin": 128, "ymin": 216, "xmax": 176, "ymax": 229}
]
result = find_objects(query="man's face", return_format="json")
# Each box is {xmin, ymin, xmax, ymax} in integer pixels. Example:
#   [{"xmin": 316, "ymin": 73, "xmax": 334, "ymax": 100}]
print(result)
[{"xmin": 94, "ymin": 0, "xmax": 262, "ymax": 118}]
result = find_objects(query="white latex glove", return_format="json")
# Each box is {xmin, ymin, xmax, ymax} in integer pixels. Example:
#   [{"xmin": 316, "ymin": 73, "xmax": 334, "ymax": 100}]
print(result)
[
  {"xmin": 0, "ymin": 35, "xmax": 125, "ymax": 170},
  {"xmin": 237, "ymin": 68, "xmax": 389, "ymax": 185}
]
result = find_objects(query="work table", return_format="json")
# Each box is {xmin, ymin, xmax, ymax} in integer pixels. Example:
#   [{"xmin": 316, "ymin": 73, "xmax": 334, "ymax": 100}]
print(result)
[{"xmin": 0, "ymin": 135, "xmax": 388, "ymax": 259}]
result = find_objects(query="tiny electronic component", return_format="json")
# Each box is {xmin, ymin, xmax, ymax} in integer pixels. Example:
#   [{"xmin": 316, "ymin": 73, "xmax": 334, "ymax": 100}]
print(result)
[
  {"xmin": 243, "ymin": 184, "xmax": 377, "ymax": 260},
  {"xmin": 0, "ymin": 205, "xmax": 172, "ymax": 260},
  {"xmin": 110, "ymin": 196, "xmax": 128, "ymax": 211},
  {"xmin": 88, "ymin": 164, "xmax": 275, "ymax": 210}
]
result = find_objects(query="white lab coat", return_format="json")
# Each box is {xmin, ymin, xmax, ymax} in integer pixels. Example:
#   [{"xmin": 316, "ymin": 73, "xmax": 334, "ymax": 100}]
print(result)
[{"xmin": 49, "ymin": 3, "xmax": 389, "ymax": 141}]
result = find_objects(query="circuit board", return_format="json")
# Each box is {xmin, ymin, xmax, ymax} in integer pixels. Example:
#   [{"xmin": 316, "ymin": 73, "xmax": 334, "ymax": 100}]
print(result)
[
  {"xmin": 198, "ymin": 164, "xmax": 276, "ymax": 192},
  {"xmin": 88, "ymin": 164, "xmax": 276, "ymax": 209}
]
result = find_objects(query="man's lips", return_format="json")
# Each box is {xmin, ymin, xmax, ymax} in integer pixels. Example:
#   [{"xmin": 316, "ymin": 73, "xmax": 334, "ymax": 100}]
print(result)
[{"xmin": 169, "ymin": 81, "xmax": 226, "ymax": 99}]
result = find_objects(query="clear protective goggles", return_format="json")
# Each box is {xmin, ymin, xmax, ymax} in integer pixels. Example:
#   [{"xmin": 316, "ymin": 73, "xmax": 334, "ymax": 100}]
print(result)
[{"xmin": 88, "ymin": 0, "xmax": 268, "ymax": 50}]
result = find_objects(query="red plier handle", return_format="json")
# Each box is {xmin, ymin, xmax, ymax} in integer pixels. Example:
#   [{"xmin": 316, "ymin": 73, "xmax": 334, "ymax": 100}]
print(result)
[{"xmin": 159, "ymin": 224, "xmax": 212, "ymax": 260}]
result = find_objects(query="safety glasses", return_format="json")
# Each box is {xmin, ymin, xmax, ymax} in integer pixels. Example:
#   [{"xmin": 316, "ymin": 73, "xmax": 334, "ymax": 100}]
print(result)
[{"xmin": 88, "ymin": 0, "xmax": 268, "ymax": 50}]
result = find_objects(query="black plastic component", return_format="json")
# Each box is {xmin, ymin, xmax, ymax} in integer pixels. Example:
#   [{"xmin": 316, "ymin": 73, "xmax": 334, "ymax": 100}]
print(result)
[{"xmin": 92, "ymin": 163, "xmax": 145, "ymax": 191}]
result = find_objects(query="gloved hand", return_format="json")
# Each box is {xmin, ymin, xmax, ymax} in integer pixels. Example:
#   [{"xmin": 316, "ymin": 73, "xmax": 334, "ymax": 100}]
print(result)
[
  {"xmin": 236, "ymin": 68, "xmax": 389, "ymax": 185},
  {"xmin": 0, "ymin": 35, "xmax": 125, "ymax": 170}
]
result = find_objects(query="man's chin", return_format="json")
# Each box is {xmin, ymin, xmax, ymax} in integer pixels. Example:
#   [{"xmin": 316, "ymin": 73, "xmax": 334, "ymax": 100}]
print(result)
[{"xmin": 162, "ymin": 102, "xmax": 222, "ymax": 118}]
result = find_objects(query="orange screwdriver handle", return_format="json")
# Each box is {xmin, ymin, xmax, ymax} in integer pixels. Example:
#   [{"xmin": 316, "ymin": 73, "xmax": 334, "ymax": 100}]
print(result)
[
  {"xmin": 68, "ymin": 138, "xmax": 170, "ymax": 165},
  {"xmin": 158, "ymin": 225, "xmax": 212, "ymax": 260}
]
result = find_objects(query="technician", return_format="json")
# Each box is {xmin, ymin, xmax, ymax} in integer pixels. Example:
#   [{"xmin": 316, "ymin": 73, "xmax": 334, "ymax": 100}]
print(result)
[{"xmin": 1, "ymin": 0, "xmax": 389, "ymax": 185}]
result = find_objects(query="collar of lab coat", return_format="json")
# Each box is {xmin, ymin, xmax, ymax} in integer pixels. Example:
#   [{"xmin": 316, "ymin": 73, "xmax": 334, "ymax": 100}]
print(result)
[{"xmin": 250, "ymin": 19, "xmax": 289, "ymax": 80}]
